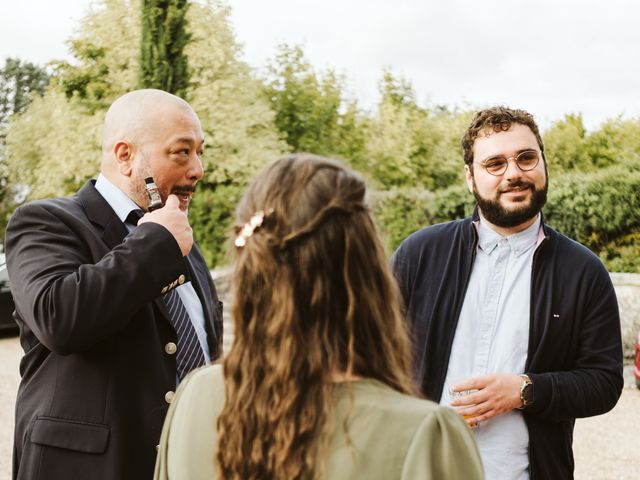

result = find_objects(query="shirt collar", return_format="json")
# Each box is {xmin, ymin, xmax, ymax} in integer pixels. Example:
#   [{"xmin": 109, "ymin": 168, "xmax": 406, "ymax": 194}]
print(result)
[
  {"xmin": 94, "ymin": 174, "xmax": 141, "ymax": 223},
  {"xmin": 477, "ymin": 214, "xmax": 542, "ymax": 257}
]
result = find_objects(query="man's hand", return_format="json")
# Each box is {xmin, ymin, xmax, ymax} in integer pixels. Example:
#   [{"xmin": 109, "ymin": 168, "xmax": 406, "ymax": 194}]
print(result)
[
  {"xmin": 450, "ymin": 373, "xmax": 523, "ymax": 425},
  {"xmin": 138, "ymin": 194, "xmax": 193, "ymax": 256}
]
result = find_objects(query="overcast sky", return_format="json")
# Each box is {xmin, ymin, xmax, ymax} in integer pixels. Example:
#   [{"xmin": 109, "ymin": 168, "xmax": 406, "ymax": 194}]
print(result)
[{"xmin": 1, "ymin": 0, "xmax": 639, "ymax": 130}]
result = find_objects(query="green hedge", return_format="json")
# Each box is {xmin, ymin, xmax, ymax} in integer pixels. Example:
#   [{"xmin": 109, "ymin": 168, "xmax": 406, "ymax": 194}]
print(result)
[
  {"xmin": 369, "ymin": 188, "xmax": 434, "ymax": 253},
  {"xmin": 544, "ymin": 163, "xmax": 640, "ymax": 248},
  {"xmin": 190, "ymin": 162, "xmax": 640, "ymax": 273},
  {"xmin": 368, "ymin": 162, "xmax": 640, "ymax": 272},
  {"xmin": 368, "ymin": 183, "xmax": 476, "ymax": 254},
  {"xmin": 544, "ymin": 162, "xmax": 640, "ymax": 271}
]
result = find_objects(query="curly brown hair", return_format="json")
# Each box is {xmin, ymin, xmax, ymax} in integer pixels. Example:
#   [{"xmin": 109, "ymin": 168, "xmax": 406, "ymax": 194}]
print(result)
[
  {"xmin": 461, "ymin": 106, "xmax": 545, "ymax": 166},
  {"xmin": 216, "ymin": 154, "xmax": 417, "ymax": 479}
]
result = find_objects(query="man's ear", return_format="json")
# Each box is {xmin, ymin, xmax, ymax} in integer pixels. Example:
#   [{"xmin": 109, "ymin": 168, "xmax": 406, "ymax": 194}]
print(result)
[
  {"xmin": 464, "ymin": 164, "xmax": 474, "ymax": 194},
  {"xmin": 114, "ymin": 141, "xmax": 134, "ymax": 177}
]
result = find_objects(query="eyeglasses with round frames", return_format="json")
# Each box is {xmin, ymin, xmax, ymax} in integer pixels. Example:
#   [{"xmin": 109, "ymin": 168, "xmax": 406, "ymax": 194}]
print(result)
[{"xmin": 476, "ymin": 150, "xmax": 541, "ymax": 176}]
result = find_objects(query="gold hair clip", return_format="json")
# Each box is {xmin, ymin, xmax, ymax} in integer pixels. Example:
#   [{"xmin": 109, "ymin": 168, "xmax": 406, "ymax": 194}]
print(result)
[{"xmin": 234, "ymin": 209, "xmax": 274, "ymax": 248}]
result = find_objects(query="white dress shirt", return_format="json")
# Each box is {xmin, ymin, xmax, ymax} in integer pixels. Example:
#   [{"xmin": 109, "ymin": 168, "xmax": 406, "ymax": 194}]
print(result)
[
  {"xmin": 441, "ymin": 214, "xmax": 542, "ymax": 480},
  {"xmin": 94, "ymin": 175, "xmax": 210, "ymax": 379}
]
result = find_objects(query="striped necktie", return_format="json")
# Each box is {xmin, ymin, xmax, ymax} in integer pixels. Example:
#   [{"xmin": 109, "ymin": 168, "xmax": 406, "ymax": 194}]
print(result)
[
  {"xmin": 162, "ymin": 288, "xmax": 206, "ymax": 379},
  {"xmin": 126, "ymin": 208, "xmax": 206, "ymax": 379}
]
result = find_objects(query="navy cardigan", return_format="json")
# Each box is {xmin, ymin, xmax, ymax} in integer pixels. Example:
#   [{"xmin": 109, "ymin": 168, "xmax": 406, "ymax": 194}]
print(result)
[{"xmin": 393, "ymin": 212, "xmax": 623, "ymax": 479}]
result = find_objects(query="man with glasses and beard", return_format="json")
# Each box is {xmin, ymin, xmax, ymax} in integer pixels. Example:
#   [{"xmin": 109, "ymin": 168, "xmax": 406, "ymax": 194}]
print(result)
[{"xmin": 393, "ymin": 106, "xmax": 622, "ymax": 479}]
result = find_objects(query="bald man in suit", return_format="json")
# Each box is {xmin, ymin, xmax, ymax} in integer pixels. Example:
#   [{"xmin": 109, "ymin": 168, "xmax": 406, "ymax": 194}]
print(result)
[{"xmin": 5, "ymin": 89, "xmax": 223, "ymax": 480}]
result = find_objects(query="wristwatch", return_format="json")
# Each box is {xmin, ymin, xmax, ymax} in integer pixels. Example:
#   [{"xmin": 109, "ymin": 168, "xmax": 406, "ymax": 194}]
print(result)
[{"xmin": 518, "ymin": 374, "xmax": 534, "ymax": 408}]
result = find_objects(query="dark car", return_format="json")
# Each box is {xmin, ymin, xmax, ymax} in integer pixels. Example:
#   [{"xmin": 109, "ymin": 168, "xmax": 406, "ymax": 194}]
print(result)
[
  {"xmin": 0, "ymin": 249, "xmax": 18, "ymax": 335},
  {"xmin": 635, "ymin": 331, "xmax": 640, "ymax": 389}
]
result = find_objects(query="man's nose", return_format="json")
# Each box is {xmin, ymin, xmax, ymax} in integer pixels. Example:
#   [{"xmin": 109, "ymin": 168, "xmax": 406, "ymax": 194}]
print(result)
[
  {"xmin": 187, "ymin": 155, "xmax": 204, "ymax": 181},
  {"xmin": 503, "ymin": 157, "xmax": 523, "ymax": 179}
]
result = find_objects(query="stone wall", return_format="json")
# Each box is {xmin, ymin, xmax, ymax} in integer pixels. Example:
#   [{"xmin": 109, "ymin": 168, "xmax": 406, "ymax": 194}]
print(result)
[
  {"xmin": 612, "ymin": 273, "xmax": 640, "ymax": 359},
  {"xmin": 213, "ymin": 268, "xmax": 640, "ymax": 358}
]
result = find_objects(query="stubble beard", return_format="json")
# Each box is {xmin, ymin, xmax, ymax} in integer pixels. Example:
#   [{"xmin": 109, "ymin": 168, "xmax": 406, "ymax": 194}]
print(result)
[
  {"xmin": 472, "ymin": 178, "xmax": 548, "ymax": 228},
  {"xmin": 131, "ymin": 169, "xmax": 196, "ymax": 212},
  {"xmin": 130, "ymin": 168, "xmax": 152, "ymax": 211},
  {"xmin": 129, "ymin": 151, "xmax": 197, "ymax": 212}
]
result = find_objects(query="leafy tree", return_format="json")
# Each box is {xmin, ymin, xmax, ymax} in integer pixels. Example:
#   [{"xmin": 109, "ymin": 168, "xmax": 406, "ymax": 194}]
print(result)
[
  {"xmin": 364, "ymin": 71, "xmax": 427, "ymax": 188},
  {"xmin": 369, "ymin": 188, "xmax": 433, "ymax": 254},
  {"xmin": 5, "ymin": 0, "xmax": 284, "ymax": 267},
  {"xmin": 185, "ymin": 1, "xmax": 284, "ymax": 186},
  {"xmin": 543, "ymin": 114, "xmax": 640, "ymax": 176},
  {"xmin": 0, "ymin": 58, "xmax": 50, "ymax": 136},
  {"xmin": 184, "ymin": 1, "xmax": 286, "ymax": 265},
  {"xmin": 0, "ymin": 58, "xmax": 50, "ymax": 232},
  {"xmin": 6, "ymin": 90, "xmax": 105, "ymax": 199},
  {"xmin": 4, "ymin": 0, "xmax": 639, "ymax": 272},
  {"xmin": 6, "ymin": 0, "xmax": 140, "ymax": 204},
  {"xmin": 140, "ymin": 0, "xmax": 190, "ymax": 96},
  {"xmin": 363, "ymin": 71, "xmax": 467, "ymax": 190},
  {"xmin": 543, "ymin": 113, "xmax": 592, "ymax": 172},
  {"xmin": 582, "ymin": 117, "xmax": 640, "ymax": 169},
  {"xmin": 54, "ymin": 0, "xmax": 141, "ymax": 112},
  {"xmin": 263, "ymin": 44, "xmax": 365, "ymax": 163},
  {"xmin": 378, "ymin": 70, "xmax": 416, "ymax": 109}
]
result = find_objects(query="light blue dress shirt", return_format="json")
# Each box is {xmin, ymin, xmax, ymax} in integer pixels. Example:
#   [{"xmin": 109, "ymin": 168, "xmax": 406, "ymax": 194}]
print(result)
[
  {"xmin": 94, "ymin": 175, "xmax": 210, "ymax": 382},
  {"xmin": 441, "ymin": 214, "xmax": 542, "ymax": 480}
]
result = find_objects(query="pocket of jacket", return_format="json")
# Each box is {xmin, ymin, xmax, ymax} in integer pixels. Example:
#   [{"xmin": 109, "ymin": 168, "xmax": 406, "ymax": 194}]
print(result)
[{"xmin": 30, "ymin": 416, "xmax": 110, "ymax": 454}]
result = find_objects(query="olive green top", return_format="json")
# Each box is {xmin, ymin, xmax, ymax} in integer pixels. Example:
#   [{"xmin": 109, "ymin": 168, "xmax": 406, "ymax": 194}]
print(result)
[{"xmin": 154, "ymin": 365, "xmax": 484, "ymax": 479}]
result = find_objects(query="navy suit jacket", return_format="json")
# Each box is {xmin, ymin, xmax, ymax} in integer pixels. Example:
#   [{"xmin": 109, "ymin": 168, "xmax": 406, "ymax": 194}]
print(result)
[{"xmin": 5, "ymin": 180, "xmax": 223, "ymax": 480}]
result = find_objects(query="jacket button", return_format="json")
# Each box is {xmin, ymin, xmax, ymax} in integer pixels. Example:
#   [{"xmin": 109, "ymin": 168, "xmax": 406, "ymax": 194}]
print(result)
[
  {"xmin": 178, "ymin": 274, "xmax": 186, "ymax": 285},
  {"xmin": 165, "ymin": 391, "xmax": 175, "ymax": 404},
  {"xmin": 156, "ymin": 444, "xmax": 160, "ymax": 452},
  {"xmin": 165, "ymin": 342, "xmax": 177, "ymax": 355}
]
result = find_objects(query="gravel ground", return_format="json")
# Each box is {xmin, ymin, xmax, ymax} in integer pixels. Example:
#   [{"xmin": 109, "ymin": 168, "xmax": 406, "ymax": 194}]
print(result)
[
  {"xmin": 573, "ymin": 365, "xmax": 640, "ymax": 480},
  {"xmin": 0, "ymin": 335, "xmax": 638, "ymax": 479}
]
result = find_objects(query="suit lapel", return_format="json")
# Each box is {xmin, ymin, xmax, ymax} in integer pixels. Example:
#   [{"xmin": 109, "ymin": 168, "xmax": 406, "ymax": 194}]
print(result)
[
  {"xmin": 76, "ymin": 181, "xmax": 216, "ymax": 347},
  {"xmin": 77, "ymin": 180, "xmax": 173, "ymax": 326},
  {"xmin": 76, "ymin": 180, "xmax": 129, "ymax": 250}
]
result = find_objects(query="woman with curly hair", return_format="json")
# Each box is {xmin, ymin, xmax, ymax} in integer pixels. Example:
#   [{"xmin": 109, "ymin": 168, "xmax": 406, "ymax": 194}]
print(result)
[{"xmin": 154, "ymin": 154, "xmax": 482, "ymax": 479}]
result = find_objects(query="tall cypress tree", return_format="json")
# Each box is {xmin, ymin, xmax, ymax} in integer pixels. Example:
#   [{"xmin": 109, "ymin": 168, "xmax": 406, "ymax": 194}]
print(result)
[{"xmin": 139, "ymin": 0, "xmax": 190, "ymax": 97}]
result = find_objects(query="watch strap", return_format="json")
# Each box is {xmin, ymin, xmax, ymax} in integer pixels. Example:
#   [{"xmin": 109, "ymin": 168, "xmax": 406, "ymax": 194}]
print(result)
[{"xmin": 518, "ymin": 374, "xmax": 533, "ymax": 408}]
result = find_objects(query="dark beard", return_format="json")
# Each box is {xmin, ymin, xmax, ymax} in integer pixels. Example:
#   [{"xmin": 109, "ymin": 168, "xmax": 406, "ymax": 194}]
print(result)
[{"xmin": 473, "ymin": 179, "xmax": 548, "ymax": 228}]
